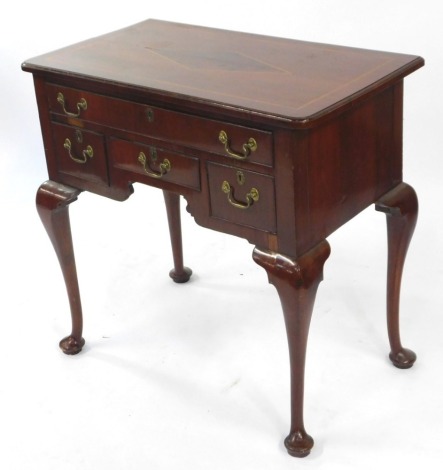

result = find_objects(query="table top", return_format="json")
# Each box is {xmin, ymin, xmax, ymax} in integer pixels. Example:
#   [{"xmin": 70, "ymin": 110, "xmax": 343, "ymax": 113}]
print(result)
[{"xmin": 22, "ymin": 19, "xmax": 423, "ymax": 127}]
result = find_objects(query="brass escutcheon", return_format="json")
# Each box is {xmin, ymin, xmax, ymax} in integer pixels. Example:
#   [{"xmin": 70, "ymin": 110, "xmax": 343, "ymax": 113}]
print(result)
[
  {"xmin": 236, "ymin": 170, "xmax": 246, "ymax": 185},
  {"xmin": 146, "ymin": 108, "xmax": 154, "ymax": 122},
  {"xmin": 75, "ymin": 129, "xmax": 83, "ymax": 143},
  {"xmin": 219, "ymin": 130, "xmax": 257, "ymax": 160}
]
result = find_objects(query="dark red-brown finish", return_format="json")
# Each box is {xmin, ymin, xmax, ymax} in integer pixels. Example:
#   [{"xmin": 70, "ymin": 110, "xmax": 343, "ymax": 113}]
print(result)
[
  {"xmin": 163, "ymin": 190, "xmax": 192, "ymax": 283},
  {"xmin": 36, "ymin": 181, "xmax": 85, "ymax": 354},
  {"xmin": 375, "ymin": 183, "xmax": 418, "ymax": 368},
  {"xmin": 253, "ymin": 241, "xmax": 330, "ymax": 457},
  {"xmin": 22, "ymin": 20, "xmax": 424, "ymax": 457}
]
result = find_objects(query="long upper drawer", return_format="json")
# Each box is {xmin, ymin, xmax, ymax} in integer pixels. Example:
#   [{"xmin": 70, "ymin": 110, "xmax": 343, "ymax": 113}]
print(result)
[{"xmin": 46, "ymin": 84, "xmax": 273, "ymax": 167}]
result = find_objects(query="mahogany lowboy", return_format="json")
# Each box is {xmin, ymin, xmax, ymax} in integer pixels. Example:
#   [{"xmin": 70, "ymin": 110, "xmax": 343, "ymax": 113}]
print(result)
[{"xmin": 23, "ymin": 20, "xmax": 424, "ymax": 457}]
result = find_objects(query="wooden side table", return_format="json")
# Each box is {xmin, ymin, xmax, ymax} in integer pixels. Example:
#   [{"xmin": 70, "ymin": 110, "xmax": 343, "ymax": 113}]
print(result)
[{"xmin": 22, "ymin": 20, "xmax": 424, "ymax": 457}]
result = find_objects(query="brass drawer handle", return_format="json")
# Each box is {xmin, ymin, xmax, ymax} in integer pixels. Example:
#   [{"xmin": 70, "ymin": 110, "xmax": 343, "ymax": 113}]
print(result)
[
  {"xmin": 219, "ymin": 130, "xmax": 257, "ymax": 160},
  {"xmin": 57, "ymin": 92, "xmax": 87, "ymax": 117},
  {"xmin": 63, "ymin": 138, "xmax": 93, "ymax": 164},
  {"xmin": 138, "ymin": 150, "xmax": 171, "ymax": 178},
  {"xmin": 221, "ymin": 180, "xmax": 259, "ymax": 209}
]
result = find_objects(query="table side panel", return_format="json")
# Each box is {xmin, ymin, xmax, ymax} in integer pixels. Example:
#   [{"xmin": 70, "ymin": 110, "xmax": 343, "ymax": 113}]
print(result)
[
  {"xmin": 298, "ymin": 83, "xmax": 403, "ymax": 251},
  {"xmin": 271, "ymin": 130, "xmax": 302, "ymax": 256},
  {"xmin": 33, "ymin": 76, "xmax": 60, "ymax": 182}
]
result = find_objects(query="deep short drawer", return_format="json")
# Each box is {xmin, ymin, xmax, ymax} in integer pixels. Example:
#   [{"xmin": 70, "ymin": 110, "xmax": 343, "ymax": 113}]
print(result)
[
  {"xmin": 109, "ymin": 138, "xmax": 200, "ymax": 190},
  {"xmin": 207, "ymin": 162, "xmax": 276, "ymax": 233},
  {"xmin": 47, "ymin": 84, "xmax": 273, "ymax": 167},
  {"xmin": 51, "ymin": 122, "xmax": 108, "ymax": 185}
]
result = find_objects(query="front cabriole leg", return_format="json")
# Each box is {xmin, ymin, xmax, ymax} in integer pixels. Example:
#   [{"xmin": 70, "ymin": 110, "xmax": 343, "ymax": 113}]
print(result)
[
  {"xmin": 375, "ymin": 182, "xmax": 418, "ymax": 369},
  {"xmin": 36, "ymin": 180, "xmax": 85, "ymax": 355},
  {"xmin": 253, "ymin": 240, "xmax": 330, "ymax": 457}
]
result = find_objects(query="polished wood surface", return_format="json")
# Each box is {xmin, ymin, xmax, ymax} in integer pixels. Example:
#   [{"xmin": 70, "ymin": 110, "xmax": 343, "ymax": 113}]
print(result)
[
  {"xmin": 163, "ymin": 190, "xmax": 192, "ymax": 283},
  {"xmin": 23, "ymin": 20, "xmax": 423, "ymax": 457},
  {"xmin": 375, "ymin": 183, "xmax": 418, "ymax": 369},
  {"xmin": 36, "ymin": 181, "xmax": 85, "ymax": 355},
  {"xmin": 253, "ymin": 241, "xmax": 330, "ymax": 457},
  {"xmin": 22, "ymin": 19, "xmax": 423, "ymax": 127}
]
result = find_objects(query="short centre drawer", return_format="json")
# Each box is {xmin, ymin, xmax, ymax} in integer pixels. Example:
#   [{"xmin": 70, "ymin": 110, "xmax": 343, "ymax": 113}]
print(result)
[{"xmin": 109, "ymin": 138, "xmax": 200, "ymax": 191}]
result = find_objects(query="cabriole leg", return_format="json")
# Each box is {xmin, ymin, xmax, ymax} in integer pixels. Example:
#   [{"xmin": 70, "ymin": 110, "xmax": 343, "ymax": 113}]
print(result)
[
  {"xmin": 163, "ymin": 190, "xmax": 192, "ymax": 283},
  {"xmin": 375, "ymin": 182, "xmax": 418, "ymax": 369},
  {"xmin": 253, "ymin": 241, "xmax": 330, "ymax": 457},
  {"xmin": 36, "ymin": 180, "xmax": 85, "ymax": 355}
]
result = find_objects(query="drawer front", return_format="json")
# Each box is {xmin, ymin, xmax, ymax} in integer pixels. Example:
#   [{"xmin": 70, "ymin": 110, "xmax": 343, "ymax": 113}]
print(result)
[
  {"xmin": 207, "ymin": 163, "xmax": 276, "ymax": 233},
  {"xmin": 51, "ymin": 122, "xmax": 108, "ymax": 184},
  {"xmin": 109, "ymin": 138, "xmax": 200, "ymax": 190},
  {"xmin": 47, "ymin": 84, "xmax": 273, "ymax": 167}
]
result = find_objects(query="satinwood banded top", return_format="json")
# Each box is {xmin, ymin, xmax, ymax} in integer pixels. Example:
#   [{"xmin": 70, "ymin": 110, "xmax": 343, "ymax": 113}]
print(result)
[{"xmin": 22, "ymin": 19, "xmax": 424, "ymax": 127}]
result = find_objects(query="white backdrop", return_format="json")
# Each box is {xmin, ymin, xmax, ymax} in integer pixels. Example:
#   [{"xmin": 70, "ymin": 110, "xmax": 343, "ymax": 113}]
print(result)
[{"xmin": 1, "ymin": 2, "xmax": 442, "ymax": 469}]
